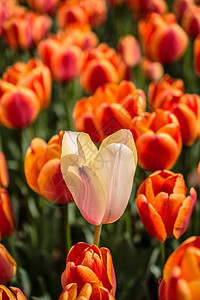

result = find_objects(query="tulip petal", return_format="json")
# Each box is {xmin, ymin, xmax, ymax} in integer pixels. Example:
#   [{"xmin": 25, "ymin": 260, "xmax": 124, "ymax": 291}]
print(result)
[
  {"xmin": 94, "ymin": 142, "xmax": 135, "ymax": 223},
  {"xmin": 62, "ymin": 164, "xmax": 106, "ymax": 225},
  {"xmin": 136, "ymin": 194, "xmax": 167, "ymax": 243},
  {"xmin": 61, "ymin": 131, "xmax": 80, "ymax": 157}
]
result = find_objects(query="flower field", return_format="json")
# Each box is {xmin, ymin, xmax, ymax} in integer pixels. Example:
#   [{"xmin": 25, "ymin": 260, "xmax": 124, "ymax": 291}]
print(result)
[{"xmin": 0, "ymin": 0, "xmax": 200, "ymax": 299}]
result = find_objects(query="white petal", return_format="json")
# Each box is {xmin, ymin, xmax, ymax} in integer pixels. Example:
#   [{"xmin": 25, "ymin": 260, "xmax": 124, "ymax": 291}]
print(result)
[
  {"xmin": 94, "ymin": 143, "xmax": 136, "ymax": 224},
  {"xmin": 99, "ymin": 129, "xmax": 137, "ymax": 165},
  {"xmin": 62, "ymin": 165, "xmax": 106, "ymax": 225},
  {"xmin": 61, "ymin": 131, "xmax": 80, "ymax": 158}
]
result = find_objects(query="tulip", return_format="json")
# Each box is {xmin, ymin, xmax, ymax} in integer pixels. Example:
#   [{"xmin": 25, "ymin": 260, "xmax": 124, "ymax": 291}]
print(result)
[
  {"xmin": 73, "ymin": 81, "xmax": 146, "ymax": 143},
  {"xmin": 61, "ymin": 129, "xmax": 137, "ymax": 225},
  {"xmin": 61, "ymin": 242, "xmax": 116, "ymax": 297},
  {"xmin": 59, "ymin": 282, "xmax": 115, "ymax": 300},
  {"xmin": 172, "ymin": 0, "xmax": 194, "ymax": 20},
  {"xmin": 79, "ymin": 43, "xmax": 129, "ymax": 94},
  {"xmin": 0, "ymin": 244, "xmax": 16, "ymax": 285},
  {"xmin": 0, "ymin": 285, "xmax": 27, "ymax": 299},
  {"xmin": 181, "ymin": 4, "xmax": 200, "ymax": 38},
  {"xmin": 0, "ymin": 188, "xmax": 14, "ymax": 240},
  {"xmin": 130, "ymin": 109, "xmax": 182, "ymax": 171},
  {"xmin": 0, "ymin": 152, "xmax": 9, "ymax": 188},
  {"xmin": 127, "ymin": 0, "xmax": 167, "ymax": 15},
  {"xmin": 159, "ymin": 236, "xmax": 200, "ymax": 299},
  {"xmin": 136, "ymin": 170, "xmax": 197, "ymax": 243},
  {"xmin": 27, "ymin": 0, "xmax": 60, "ymax": 15},
  {"xmin": 148, "ymin": 74, "xmax": 184, "ymax": 110},
  {"xmin": 138, "ymin": 12, "xmax": 188, "ymax": 65},
  {"xmin": 163, "ymin": 93, "xmax": 200, "ymax": 145},
  {"xmin": 198, "ymin": 161, "xmax": 200, "ymax": 188},
  {"xmin": 194, "ymin": 34, "xmax": 200, "ymax": 76},
  {"xmin": 117, "ymin": 35, "xmax": 141, "ymax": 68},
  {"xmin": 140, "ymin": 58, "xmax": 164, "ymax": 81},
  {"xmin": 24, "ymin": 131, "xmax": 73, "ymax": 205}
]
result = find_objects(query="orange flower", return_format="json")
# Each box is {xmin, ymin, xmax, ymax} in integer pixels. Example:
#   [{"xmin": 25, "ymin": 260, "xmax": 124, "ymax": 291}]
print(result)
[
  {"xmin": 163, "ymin": 93, "xmax": 200, "ymax": 145},
  {"xmin": 73, "ymin": 80, "xmax": 146, "ymax": 142},
  {"xmin": 159, "ymin": 236, "xmax": 200, "ymax": 300},
  {"xmin": 194, "ymin": 34, "xmax": 200, "ymax": 76},
  {"xmin": 136, "ymin": 170, "xmax": 197, "ymax": 243},
  {"xmin": 59, "ymin": 282, "xmax": 115, "ymax": 300},
  {"xmin": 0, "ymin": 285, "xmax": 26, "ymax": 299},
  {"xmin": 0, "ymin": 244, "xmax": 16, "ymax": 285},
  {"xmin": 130, "ymin": 109, "xmax": 182, "ymax": 171},
  {"xmin": 117, "ymin": 35, "xmax": 141, "ymax": 67},
  {"xmin": 138, "ymin": 12, "xmax": 188, "ymax": 65},
  {"xmin": 2, "ymin": 10, "xmax": 51, "ymax": 50},
  {"xmin": 172, "ymin": 0, "xmax": 194, "ymax": 20},
  {"xmin": 0, "ymin": 188, "xmax": 14, "ymax": 240},
  {"xmin": 140, "ymin": 58, "xmax": 164, "ymax": 81},
  {"xmin": 198, "ymin": 161, "xmax": 200, "ymax": 188},
  {"xmin": 148, "ymin": 74, "xmax": 184, "ymax": 110},
  {"xmin": 61, "ymin": 242, "xmax": 116, "ymax": 297},
  {"xmin": 181, "ymin": 4, "xmax": 200, "ymax": 38},
  {"xmin": 79, "ymin": 43, "xmax": 129, "ymax": 94},
  {"xmin": 24, "ymin": 131, "xmax": 73, "ymax": 204},
  {"xmin": 27, "ymin": 0, "xmax": 60, "ymax": 14},
  {"xmin": 0, "ymin": 152, "xmax": 9, "ymax": 188}
]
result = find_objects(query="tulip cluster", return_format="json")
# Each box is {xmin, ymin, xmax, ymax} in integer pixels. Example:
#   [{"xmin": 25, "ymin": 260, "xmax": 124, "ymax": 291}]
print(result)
[
  {"xmin": 59, "ymin": 242, "xmax": 116, "ymax": 299},
  {"xmin": 138, "ymin": 12, "xmax": 188, "ymax": 65},
  {"xmin": 73, "ymin": 81, "xmax": 146, "ymax": 143},
  {"xmin": 38, "ymin": 26, "xmax": 98, "ymax": 82},
  {"xmin": 56, "ymin": 0, "xmax": 107, "ymax": 29},
  {"xmin": 1, "ymin": 8, "xmax": 51, "ymax": 50},
  {"xmin": 136, "ymin": 170, "xmax": 197, "ymax": 243},
  {"xmin": 159, "ymin": 236, "xmax": 200, "ymax": 300},
  {"xmin": 148, "ymin": 75, "xmax": 200, "ymax": 145},
  {"xmin": 79, "ymin": 43, "xmax": 129, "ymax": 94},
  {"xmin": 24, "ymin": 131, "xmax": 73, "ymax": 204},
  {"xmin": 0, "ymin": 58, "xmax": 51, "ymax": 129}
]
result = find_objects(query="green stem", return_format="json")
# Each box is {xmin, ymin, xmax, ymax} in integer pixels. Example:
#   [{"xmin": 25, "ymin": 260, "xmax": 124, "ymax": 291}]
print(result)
[
  {"xmin": 125, "ymin": 203, "xmax": 132, "ymax": 237},
  {"xmin": 160, "ymin": 239, "xmax": 170, "ymax": 268},
  {"xmin": 63, "ymin": 204, "xmax": 71, "ymax": 252},
  {"xmin": 94, "ymin": 224, "xmax": 102, "ymax": 247},
  {"xmin": 18, "ymin": 129, "xmax": 24, "ymax": 176},
  {"xmin": 61, "ymin": 83, "xmax": 71, "ymax": 130}
]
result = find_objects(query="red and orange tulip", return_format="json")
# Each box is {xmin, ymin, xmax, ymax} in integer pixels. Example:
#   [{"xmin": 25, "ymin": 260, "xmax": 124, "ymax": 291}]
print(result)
[
  {"xmin": 198, "ymin": 161, "xmax": 200, "ymax": 188},
  {"xmin": 194, "ymin": 34, "xmax": 200, "ymax": 76},
  {"xmin": 181, "ymin": 4, "xmax": 200, "ymax": 38},
  {"xmin": 159, "ymin": 236, "xmax": 200, "ymax": 299},
  {"xmin": 0, "ymin": 285, "xmax": 26, "ymax": 299},
  {"xmin": 138, "ymin": 12, "xmax": 188, "ymax": 65},
  {"xmin": 130, "ymin": 109, "xmax": 182, "ymax": 171},
  {"xmin": 27, "ymin": 0, "xmax": 60, "ymax": 15},
  {"xmin": 136, "ymin": 170, "xmax": 197, "ymax": 243},
  {"xmin": 24, "ymin": 131, "xmax": 73, "ymax": 204},
  {"xmin": 73, "ymin": 81, "xmax": 146, "ymax": 143},
  {"xmin": 140, "ymin": 58, "xmax": 164, "ymax": 81},
  {"xmin": 59, "ymin": 282, "xmax": 115, "ymax": 300},
  {"xmin": 0, "ymin": 188, "xmax": 14, "ymax": 240},
  {"xmin": 61, "ymin": 242, "xmax": 116, "ymax": 297},
  {"xmin": 127, "ymin": 0, "xmax": 167, "ymax": 16},
  {"xmin": 117, "ymin": 35, "xmax": 141, "ymax": 67},
  {"xmin": 0, "ymin": 244, "xmax": 16, "ymax": 285},
  {"xmin": 0, "ymin": 152, "xmax": 9, "ymax": 188},
  {"xmin": 172, "ymin": 0, "xmax": 194, "ymax": 20}
]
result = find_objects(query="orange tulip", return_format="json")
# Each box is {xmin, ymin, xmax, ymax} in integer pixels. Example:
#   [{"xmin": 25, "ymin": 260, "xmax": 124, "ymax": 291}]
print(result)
[
  {"xmin": 140, "ymin": 58, "xmax": 164, "ymax": 81},
  {"xmin": 194, "ymin": 34, "xmax": 200, "ymax": 76},
  {"xmin": 2, "ymin": 10, "xmax": 51, "ymax": 50},
  {"xmin": 27, "ymin": 0, "xmax": 60, "ymax": 15},
  {"xmin": 181, "ymin": 4, "xmax": 200, "ymax": 38},
  {"xmin": 79, "ymin": 43, "xmax": 129, "ymax": 94},
  {"xmin": 59, "ymin": 282, "xmax": 115, "ymax": 300},
  {"xmin": 117, "ymin": 35, "xmax": 141, "ymax": 67},
  {"xmin": 0, "ymin": 188, "xmax": 14, "ymax": 240},
  {"xmin": 138, "ymin": 12, "xmax": 188, "ymax": 65},
  {"xmin": 148, "ymin": 74, "xmax": 184, "ymax": 110},
  {"xmin": 0, "ymin": 244, "xmax": 16, "ymax": 285},
  {"xmin": 172, "ymin": 0, "xmax": 194, "ymax": 20},
  {"xmin": 130, "ymin": 109, "xmax": 182, "ymax": 171},
  {"xmin": 163, "ymin": 93, "xmax": 200, "ymax": 145},
  {"xmin": 61, "ymin": 242, "xmax": 116, "ymax": 297},
  {"xmin": 24, "ymin": 131, "xmax": 73, "ymax": 204},
  {"xmin": 73, "ymin": 80, "xmax": 146, "ymax": 142},
  {"xmin": 136, "ymin": 170, "xmax": 197, "ymax": 243},
  {"xmin": 0, "ymin": 152, "xmax": 9, "ymax": 188},
  {"xmin": 159, "ymin": 236, "xmax": 200, "ymax": 300},
  {"xmin": 0, "ymin": 285, "xmax": 27, "ymax": 299}
]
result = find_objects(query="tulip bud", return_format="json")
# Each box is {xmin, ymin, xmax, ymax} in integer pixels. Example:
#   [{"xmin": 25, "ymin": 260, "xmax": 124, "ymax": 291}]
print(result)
[
  {"xmin": 140, "ymin": 58, "xmax": 164, "ymax": 81},
  {"xmin": 0, "ymin": 152, "xmax": 9, "ymax": 188},
  {"xmin": 117, "ymin": 35, "xmax": 141, "ymax": 67},
  {"xmin": 0, "ymin": 188, "xmax": 14, "ymax": 240},
  {"xmin": 0, "ymin": 244, "xmax": 16, "ymax": 285}
]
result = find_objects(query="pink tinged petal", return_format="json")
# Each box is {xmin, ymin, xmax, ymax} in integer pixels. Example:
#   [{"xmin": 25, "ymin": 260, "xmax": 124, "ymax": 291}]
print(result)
[
  {"xmin": 94, "ymin": 142, "xmax": 135, "ymax": 224},
  {"xmin": 136, "ymin": 194, "xmax": 167, "ymax": 243},
  {"xmin": 173, "ymin": 188, "xmax": 197, "ymax": 239},
  {"xmin": 62, "ymin": 165, "xmax": 106, "ymax": 225}
]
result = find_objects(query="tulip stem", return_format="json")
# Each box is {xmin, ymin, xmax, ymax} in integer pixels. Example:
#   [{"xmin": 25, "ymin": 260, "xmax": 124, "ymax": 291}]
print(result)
[
  {"xmin": 94, "ymin": 224, "xmax": 102, "ymax": 247},
  {"xmin": 61, "ymin": 83, "xmax": 71, "ymax": 131},
  {"xmin": 62, "ymin": 204, "xmax": 71, "ymax": 252},
  {"xmin": 160, "ymin": 239, "xmax": 170, "ymax": 268}
]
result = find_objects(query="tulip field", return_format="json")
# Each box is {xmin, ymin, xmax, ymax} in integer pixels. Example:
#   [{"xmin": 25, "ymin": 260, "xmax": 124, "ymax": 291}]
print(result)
[{"xmin": 0, "ymin": 0, "xmax": 200, "ymax": 299}]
